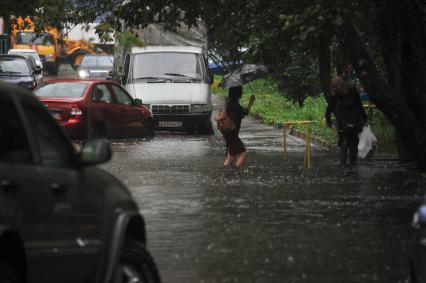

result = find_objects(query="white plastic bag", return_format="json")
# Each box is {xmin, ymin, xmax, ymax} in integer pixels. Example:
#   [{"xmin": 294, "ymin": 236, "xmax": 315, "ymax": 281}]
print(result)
[{"xmin": 358, "ymin": 125, "xmax": 377, "ymax": 159}]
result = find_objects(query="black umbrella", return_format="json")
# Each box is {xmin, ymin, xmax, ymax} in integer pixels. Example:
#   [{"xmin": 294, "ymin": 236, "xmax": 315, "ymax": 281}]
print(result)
[{"xmin": 219, "ymin": 64, "xmax": 269, "ymax": 88}]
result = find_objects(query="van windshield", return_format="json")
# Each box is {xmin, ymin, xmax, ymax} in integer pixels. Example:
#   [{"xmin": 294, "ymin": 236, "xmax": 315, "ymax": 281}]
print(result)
[{"xmin": 133, "ymin": 52, "xmax": 204, "ymax": 82}]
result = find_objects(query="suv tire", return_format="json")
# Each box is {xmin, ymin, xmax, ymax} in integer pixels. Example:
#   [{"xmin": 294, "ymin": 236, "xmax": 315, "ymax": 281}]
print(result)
[
  {"xmin": 0, "ymin": 262, "xmax": 18, "ymax": 283},
  {"xmin": 118, "ymin": 239, "xmax": 161, "ymax": 283}
]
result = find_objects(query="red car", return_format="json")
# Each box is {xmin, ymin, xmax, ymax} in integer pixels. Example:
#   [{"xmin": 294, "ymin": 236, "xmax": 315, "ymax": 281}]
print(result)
[{"xmin": 34, "ymin": 79, "xmax": 155, "ymax": 139}]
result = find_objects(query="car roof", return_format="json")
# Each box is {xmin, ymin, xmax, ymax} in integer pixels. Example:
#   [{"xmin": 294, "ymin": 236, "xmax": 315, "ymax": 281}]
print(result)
[
  {"xmin": 8, "ymin": 49, "xmax": 38, "ymax": 53},
  {"xmin": 0, "ymin": 54, "xmax": 30, "ymax": 60},
  {"xmin": 131, "ymin": 46, "xmax": 203, "ymax": 54},
  {"xmin": 83, "ymin": 54, "xmax": 113, "ymax": 57}
]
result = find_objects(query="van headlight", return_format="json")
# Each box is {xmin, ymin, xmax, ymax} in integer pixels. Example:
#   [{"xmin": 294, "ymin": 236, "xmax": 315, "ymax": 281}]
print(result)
[
  {"xmin": 191, "ymin": 104, "xmax": 208, "ymax": 112},
  {"xmin": 78, "ymin": 70, "xmax": 90, "ymax": 78}
]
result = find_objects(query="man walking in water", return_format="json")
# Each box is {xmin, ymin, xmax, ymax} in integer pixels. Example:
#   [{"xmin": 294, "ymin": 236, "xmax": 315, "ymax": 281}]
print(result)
[{"xmin": 325, "ymin": 76, "xmax": 367, "ymax": 165}]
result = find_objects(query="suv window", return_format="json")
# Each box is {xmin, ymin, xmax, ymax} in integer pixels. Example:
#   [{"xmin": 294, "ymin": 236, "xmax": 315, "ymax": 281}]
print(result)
[
  {"xmin": 0, "ymin": 100, "xmax": 32, "ymax": 164},
  {"xmin": 111, "ymin": 84, "xmax": 133, "ymax": 105},
  {"xmin": 23, "ymin": 104, "xmax": 73, "ymax": 167},
  {"xmin": 0, "ymin": 57, "xmax": 31, "ymax": 74}
]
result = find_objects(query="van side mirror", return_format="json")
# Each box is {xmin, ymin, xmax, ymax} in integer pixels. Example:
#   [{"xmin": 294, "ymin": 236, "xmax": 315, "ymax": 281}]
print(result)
[{"xmin": 209, "ymin": 73, "xmax": 214, "ymax": 85}]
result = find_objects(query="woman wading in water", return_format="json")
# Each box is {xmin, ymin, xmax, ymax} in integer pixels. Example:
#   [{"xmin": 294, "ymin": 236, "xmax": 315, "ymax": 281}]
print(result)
[{"xmin": 217, "ymin": 86, "xmax": 255, "ymax": 168}]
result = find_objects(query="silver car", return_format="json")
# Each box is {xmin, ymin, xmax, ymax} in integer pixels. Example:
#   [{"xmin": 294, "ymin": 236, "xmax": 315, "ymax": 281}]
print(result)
[{"xmin": 77, "ymin": 54, "xmax": 114, "ymax": 79}]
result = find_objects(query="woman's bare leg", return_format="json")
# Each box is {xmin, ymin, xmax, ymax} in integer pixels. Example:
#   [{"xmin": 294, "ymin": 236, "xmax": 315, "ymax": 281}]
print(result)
[
  {"xmin": 235, "ymin": 151, "xmax": 247, "ymax": 168},
  {"xmin": 224, "ymin": 151, "xmax": 235, "ymax": 167}
]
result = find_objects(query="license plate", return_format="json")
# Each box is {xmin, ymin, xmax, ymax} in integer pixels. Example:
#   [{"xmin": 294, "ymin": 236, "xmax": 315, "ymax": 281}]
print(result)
[
  {"xmin": 52, "ymin": 113, "xmax": 61, "ymax": 120},
  {"xmin": 159, "ymin": 121, "xmax": 183, "ymax": 127}
]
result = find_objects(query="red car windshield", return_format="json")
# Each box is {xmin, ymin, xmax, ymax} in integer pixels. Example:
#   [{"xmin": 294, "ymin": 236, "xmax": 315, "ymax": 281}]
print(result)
[{"xmin": 34, "ymin": 82, "xmax": 88, "ymax": 98}]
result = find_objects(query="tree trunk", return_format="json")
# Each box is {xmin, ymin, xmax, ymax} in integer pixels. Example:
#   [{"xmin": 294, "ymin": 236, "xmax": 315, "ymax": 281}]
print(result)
[
  {"xmin": 375, "ymin": 0, "xmax": 426, "ymax": 163},
  {"xmin": 319, "ymin": 34, "xmax": 332, "ymax": 104},
  {"xmin": 339, "ymin": 18, "xmax": 426, "ymax": 170}
]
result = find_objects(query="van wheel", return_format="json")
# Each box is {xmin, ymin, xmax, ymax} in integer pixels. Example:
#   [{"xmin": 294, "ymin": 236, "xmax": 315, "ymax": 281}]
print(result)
[
  {"xmin": 116, "ymin": 239, "xmax": 161, "ymax": 283},
  {"xmin": 197, "ymin": 121, "xmax": 213, "ymax": 135},
  {"xmin": 0, "ymin": 262, "xmax": 19, "ymax": 283}
]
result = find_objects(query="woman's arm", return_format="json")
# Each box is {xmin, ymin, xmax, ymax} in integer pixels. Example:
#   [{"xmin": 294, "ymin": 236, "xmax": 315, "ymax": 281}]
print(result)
[{"xmin": 247, "ymin": 95, "xmax": 256, "ymax": 112}]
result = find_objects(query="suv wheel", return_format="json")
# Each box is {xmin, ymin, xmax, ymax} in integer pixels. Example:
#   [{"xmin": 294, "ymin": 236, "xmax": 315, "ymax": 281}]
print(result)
[
  {"xmin": 117, "ymin": 239, "xmax": 161, "ymax": 283},
  {"xmin": 91, "ymin": 124, "xmax": 106, "ymax": 139},
  {"xmin": 0, "ymin": 262, "xmax": 18, "ymax": 283}
]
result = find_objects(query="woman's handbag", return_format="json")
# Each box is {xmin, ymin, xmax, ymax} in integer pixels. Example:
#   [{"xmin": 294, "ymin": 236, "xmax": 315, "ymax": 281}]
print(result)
[{"xmin": 215, "ymin": 110, "xmax": 236, "ymax": 135}]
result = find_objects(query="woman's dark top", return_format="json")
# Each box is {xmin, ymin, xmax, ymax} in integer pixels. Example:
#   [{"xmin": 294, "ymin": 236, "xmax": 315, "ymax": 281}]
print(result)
[
  {"xmin": 225, "ymin": 98, "xmax": 249, "ymax": 132},
  {"xmin": 223, "ymin": 98, "xmax": 249, "ymax": 155}
]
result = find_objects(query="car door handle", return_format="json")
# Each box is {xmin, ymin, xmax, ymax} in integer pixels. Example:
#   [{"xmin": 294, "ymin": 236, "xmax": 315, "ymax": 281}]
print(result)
[
  {"xmin": 1, "ymin": 179, "xmax": 20, "ymax": 192},
  {"xmin": 51, "ymin": 183, "xmax": 67, "ymax": 194}
]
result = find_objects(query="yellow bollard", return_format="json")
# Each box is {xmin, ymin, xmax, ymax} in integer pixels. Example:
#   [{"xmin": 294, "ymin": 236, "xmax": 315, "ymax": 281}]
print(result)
[
  {"xmin": 283, "ymin": 121, "xmax": 314, "ymax": 169},
  {"xmin": 304, "ymin": 127, "xmax": 311, "ymax": 169},
  {"xmin": 283, "ymin": 125, "xmax": 288, "ymax": 160}
]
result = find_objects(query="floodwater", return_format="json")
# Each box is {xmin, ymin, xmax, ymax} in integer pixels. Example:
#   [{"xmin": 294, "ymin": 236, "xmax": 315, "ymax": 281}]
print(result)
[
  {"xmin": 102, "ymin": 118, "xmax": 426, "ymax": 283},
  {"xmin": 50, "ymin": 63, "xmax": 425, "ymax": 282}
]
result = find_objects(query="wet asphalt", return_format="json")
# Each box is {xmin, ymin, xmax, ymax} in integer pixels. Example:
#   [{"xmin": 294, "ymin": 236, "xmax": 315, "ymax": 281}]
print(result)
[{"xmin": 55, "ymin": 65, "xmax": 426, "ymax": 283}]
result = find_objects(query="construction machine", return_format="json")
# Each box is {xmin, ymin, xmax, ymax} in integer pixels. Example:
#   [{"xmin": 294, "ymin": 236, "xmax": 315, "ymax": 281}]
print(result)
[{"xmin": 11, "ymin": 17, "xmax": 98, "ymax": 75}]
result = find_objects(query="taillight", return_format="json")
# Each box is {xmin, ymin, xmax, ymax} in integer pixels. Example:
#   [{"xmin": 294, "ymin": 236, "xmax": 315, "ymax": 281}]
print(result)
[{"xmin": 70, "ymin": 106, "xmax": 83, "ymax": 117}]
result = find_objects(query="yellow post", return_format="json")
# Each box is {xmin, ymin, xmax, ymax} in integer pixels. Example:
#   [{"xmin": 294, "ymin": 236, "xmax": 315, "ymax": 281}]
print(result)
[
  {"xmin": 305, "ymin": 127, "xmax": 311, "ymax": 169},
  {"xmin": 283, "ymin": 124, "xmax": 288, "ymax": 160},
  {"xmin": 284, "ymin": 121, "xmax": 314, "ymax": 169}
]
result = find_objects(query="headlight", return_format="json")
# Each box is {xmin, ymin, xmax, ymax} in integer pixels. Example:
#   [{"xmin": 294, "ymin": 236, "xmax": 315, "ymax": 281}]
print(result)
[
  {"xmin": 191, "ymin": 104, "xmax": 208, "ymax": 112},
  {"xmin": 78, "ymin": 70, "xmax": 90, "ymax": 78},
  {"xmin": 46, "ymin": 54, "xmax": 55, "ymax": 61},
  {"xmin": 20, "ymin": 80, "xmax": 36, "ymax": 89},
  {"xmin": 413, "ymin": 204, "xmax": 426, "ymax": 229}
]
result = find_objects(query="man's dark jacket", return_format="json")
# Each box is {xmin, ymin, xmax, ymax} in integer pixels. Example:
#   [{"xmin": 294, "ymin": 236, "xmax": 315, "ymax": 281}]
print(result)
[{"xmin": 325, "ymin": 86, "xmax": 367, "ymax": 132}]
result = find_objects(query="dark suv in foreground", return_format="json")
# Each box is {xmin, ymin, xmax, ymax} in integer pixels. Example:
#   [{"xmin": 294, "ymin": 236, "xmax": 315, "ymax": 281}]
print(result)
[{"xmin": 0, "ymin": 82, "xmax": 160, "ymax": 283}]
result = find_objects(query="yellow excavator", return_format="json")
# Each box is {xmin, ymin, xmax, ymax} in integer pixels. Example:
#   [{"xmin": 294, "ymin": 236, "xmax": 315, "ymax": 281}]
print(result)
[{"xmin": 11, "ymin": 17, "xmax": 99, "ymax": 75}]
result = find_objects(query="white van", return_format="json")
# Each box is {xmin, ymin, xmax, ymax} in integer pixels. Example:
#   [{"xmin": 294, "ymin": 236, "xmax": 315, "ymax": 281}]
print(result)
[{"xmin": 120, "ymin": 46, "xmax": 213, "ymax": 132}]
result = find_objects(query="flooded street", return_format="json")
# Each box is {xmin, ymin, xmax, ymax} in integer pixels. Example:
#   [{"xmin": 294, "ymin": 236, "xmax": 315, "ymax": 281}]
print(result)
[
  {"xmin": 48, "ymin": 65, "xmax": 425, "ymax": 282},
  {"xmin": 102, "ymin": 103, "xmax": 426, "ymax": 283}
]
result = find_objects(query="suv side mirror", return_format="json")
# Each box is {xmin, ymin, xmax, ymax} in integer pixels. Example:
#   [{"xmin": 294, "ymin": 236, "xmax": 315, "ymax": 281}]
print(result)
[
  {"xmin": 106, "ymin": 71, "xmax": 114, "ymax": 81},
  {"xmin": 78, "ymin": 139, "xmax": 112, "ymax": 165},
  {"xmin": 134, "ymin": 98, "xmax": 142, "ymax": 106},
  {"xmin": 34, "ymin": 66, "xmax": 42, "ymax": 74}
]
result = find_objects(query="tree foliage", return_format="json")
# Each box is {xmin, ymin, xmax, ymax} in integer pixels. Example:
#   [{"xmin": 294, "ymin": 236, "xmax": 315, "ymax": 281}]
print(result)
[{"xmin": 3, "ymin": 0, "xmax": 426, "ymax": 168}]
